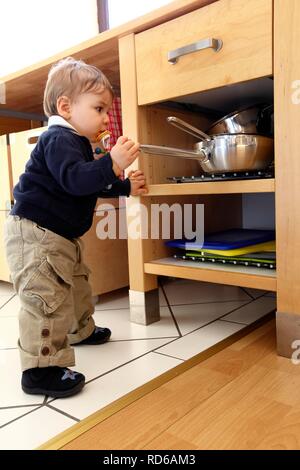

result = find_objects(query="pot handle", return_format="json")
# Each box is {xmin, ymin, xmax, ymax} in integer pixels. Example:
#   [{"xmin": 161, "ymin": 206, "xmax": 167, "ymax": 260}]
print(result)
[
  {"xmin": 257, "ymin": 104, "xmax": 274, "ymax": 136},
  {"xmin": 167, "ymin": 116, "xmax": 211, "ymax": 142},
  {"xmin": 140, "ymin": 144, "xmax": 209, "ymax": 162}
]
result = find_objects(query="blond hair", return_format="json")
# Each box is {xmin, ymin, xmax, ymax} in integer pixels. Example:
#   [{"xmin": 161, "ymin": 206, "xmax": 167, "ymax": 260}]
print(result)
[{"xmin": 43, "ymin": 57, "xmax": 113, "ymax": 117}]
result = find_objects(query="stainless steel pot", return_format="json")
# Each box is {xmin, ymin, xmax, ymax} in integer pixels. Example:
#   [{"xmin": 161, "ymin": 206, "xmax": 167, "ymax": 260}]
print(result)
[
  {"xmin": 206, "ymin": 103, "xmax": 273, "ymax": 136},
  {"xmin": 140, "ymin": 116, "xmax": 274, "ymax": 174}
]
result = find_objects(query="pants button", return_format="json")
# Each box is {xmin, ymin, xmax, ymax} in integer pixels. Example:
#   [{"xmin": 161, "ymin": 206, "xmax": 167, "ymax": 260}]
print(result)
[{"xmin": 41, "ymin": 346, "xmax": 50, "ymax": 356}]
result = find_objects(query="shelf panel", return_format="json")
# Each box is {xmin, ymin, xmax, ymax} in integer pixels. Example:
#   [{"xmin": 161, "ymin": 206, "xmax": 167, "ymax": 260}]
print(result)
[
  {"xmin": 144, "ymin": 257, "xmax": 276, "ymax": 292},
  {"xmin": 145, "ymin": 179, "xmax": 275, "ymax": 196}
]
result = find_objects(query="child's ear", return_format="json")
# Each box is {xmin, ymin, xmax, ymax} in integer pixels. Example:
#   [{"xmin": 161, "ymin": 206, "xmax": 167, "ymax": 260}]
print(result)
[{"xmin": 57, "ymin": 96, "xmax": 71, "ymax": 119}]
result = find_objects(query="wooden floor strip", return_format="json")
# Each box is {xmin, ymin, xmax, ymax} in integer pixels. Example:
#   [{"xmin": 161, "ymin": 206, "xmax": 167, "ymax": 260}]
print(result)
[{"xmin": 39, "ymin": 314, "xmax": 274, "ymax": 450}]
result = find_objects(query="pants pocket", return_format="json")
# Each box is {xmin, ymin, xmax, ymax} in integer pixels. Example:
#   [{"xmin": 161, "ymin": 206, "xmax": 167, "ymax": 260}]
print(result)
[
  {"xmin": 22, "ymin": 257, "xmax": 72, "ymax": 315},
  {"xmin": 32, "ymin": 223, "xmax": 48, "ymax": 244},
  {"xmin": 4, "ymin": 217, "xmax": 23, "ymax": 273},
  {"xmin": 73, "ymin": 262, "xmax": 91, "ymax": 281}
]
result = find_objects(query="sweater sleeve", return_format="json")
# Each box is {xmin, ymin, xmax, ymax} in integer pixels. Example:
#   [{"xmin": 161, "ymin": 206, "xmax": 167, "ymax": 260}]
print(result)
[
  {"xmin": 99, "ymin": 178, "xmax": 131, "ymax": 198},
  {"xmin": 44, "ymin": 133, "xmax": 118, "ymax": 196}
]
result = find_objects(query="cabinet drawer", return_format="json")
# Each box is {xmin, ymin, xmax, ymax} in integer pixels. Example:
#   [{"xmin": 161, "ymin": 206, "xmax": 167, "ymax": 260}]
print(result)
[
  {"xmin": 0, "ymin": 211, "xmax": 11, "ymax": 282},
  {"xmin": 9, "ymin": 126, "xmax": 46, "ymax": 186},
  {"xmin": 0, "ymin": 135, "xmax": 11, "ymax": 210},
  {"xmin": 82, "ymin": 209, "xmax": 129, "ymax": 296},
  {"xmin": 135, "ymin": 0, "xmax": 272, "ymax": 105}
]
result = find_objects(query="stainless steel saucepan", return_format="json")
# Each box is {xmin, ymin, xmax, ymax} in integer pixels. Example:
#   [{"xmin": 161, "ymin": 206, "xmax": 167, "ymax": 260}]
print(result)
[
  {"xmin": 140, "ymin": 116, "xmax": 274, "ymax": 174},
  {"xmin": 206, "ymin": 103, "xmax": 274, "ymax": 136}
]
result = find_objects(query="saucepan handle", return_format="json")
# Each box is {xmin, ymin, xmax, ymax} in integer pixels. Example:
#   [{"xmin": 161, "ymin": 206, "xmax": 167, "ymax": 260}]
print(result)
[
  {"xmin": 140, "ymin": 144, "xmax": 208, "ymax": 162},
  {"xmin": 167, "ymin": 116, "xmax": 211, "ymax": 142}
]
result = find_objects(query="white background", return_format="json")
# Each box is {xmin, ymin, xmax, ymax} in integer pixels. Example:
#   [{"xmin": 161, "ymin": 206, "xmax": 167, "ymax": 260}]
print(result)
[{"xmin": 0, "ymin": 0, "xmax": 172, "ymax": 77}]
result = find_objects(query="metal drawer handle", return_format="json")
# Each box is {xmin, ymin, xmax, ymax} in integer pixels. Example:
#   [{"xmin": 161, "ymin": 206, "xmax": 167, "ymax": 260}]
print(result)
[{"xmin": 167, "ymin": 38, "xmax": 223, "ymax": 64}]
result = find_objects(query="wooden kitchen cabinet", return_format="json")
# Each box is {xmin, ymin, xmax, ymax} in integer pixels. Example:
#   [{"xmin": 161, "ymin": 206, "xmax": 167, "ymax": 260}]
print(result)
[
  {"xmin": 0, "ymin": 0, "xmax": 299, "ymax": 357},
  {"xmin": 0, "ymin": 135, "xmax": 11, "ymax": 210},
  {"xmin": 119, "ymin": 0, "xmax": 276, "ymax": 325},
  {"xmin": 0, "ymin": 135, "xmax": 11, "ymax": 281},
  {"xmin": 135, "ymin": 0, "xmax": 272, "ymax": 105},
  {"xmin": 9, "ymin": 126, "xmax": 46, "ymax": 186}
]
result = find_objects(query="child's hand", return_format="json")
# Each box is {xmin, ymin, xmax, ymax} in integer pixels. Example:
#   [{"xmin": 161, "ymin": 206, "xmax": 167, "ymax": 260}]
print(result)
[
  {"xmin": 110, "ymin": 136, "xmax": 140, "ymax": 172},
  {"xmin": 128, "ymin": 170, "xmax": 148, "ymax": 196}
]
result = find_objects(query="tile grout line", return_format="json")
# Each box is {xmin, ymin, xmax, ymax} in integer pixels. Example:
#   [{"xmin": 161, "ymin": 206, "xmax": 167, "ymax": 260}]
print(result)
[
  {"xmin": 164, "ymin": 299, "xmax": 253, "ymax": 307},
  {"xmin": 152, "ymin": 350, "xmax": 186, "ymax": 362},
  {"xmin": 108, "ymin": 336, "xmax": 179, "ymax": 343},
  {"xmin": 0, "ymin": 294, "xmax": 16, "ymax": 310},
  {"xmin": 220, "ymin": 310, "xmax": 276, "ymax": 327},
  {"xmin": 151, "ymin": 309, "xmax": 274, "ymax": 361},
  {"xmin": 239, "ymin": 286, "xmax": 256, "ymax": 300},
  {"xmin": 94, "ymin": 297, "xmax": 259, "ymax": 312},
  {"xmin": 0, "ymin": 403, "xmax": 43, "ymax": 410},
  {"xmin": 46, "ymin": 404, "xmax": 80, "ymax": 423},
  {"xmin": 219, "ymin": 319, "xmax": 250, "ymax": 326},
  {"xmin": 160, "ymin": 297, "xmax": 257, "ymax": 341},
  {"xmin": 47, "ymin": 337, "xmax": 184, "ymax": 406},
  {"xmin": 159, "ymin": 279, "xmax": 182, "ymax": 337},
  {"xmin": 0, "ymin": 404, "xmax": 44, "ymax": 430}
]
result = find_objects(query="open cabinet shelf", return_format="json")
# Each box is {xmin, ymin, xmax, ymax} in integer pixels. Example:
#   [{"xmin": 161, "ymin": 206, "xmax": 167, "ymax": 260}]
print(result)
[
  {"xmin": 145, "ymin": 179, "xmax": 275, "ymax": 196},
  {"xmin": 144, "ymin": 257, "xmax": 276, "ymax": 292}
]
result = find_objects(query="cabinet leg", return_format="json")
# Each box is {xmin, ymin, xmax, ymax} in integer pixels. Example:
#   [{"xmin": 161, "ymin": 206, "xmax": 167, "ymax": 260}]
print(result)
[
  {"xmin": 276, "ymin": 311, "xmax": 300, "ymax": 358},
  {"xmin": 129, "ymin": 289, "xmax": 160, "ymax": 325}
]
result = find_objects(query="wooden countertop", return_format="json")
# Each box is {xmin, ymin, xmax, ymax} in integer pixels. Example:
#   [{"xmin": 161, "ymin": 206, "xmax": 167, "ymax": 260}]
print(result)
[{"xmin": 0, "ymin": 0, "xmax": 216, "ymax": 115}]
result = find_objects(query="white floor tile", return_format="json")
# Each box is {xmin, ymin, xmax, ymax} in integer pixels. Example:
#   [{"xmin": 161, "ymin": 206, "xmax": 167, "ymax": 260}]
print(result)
[
  {"xmin": 156, "ymin": 320, "xmax": 245, "ymax": 360},
  {"xmin": 0, "ymin": 295, "xmax": 15, "ymax": 309},
  {"xmin": 241, "ymin": 287, "xmax": 267, "ymax": 299},
  {"xmin": 0, "ymin": 406, "xmax": 76, "ymax": 450},
  {"xmin": 221, "ymin": 296, "xmax": 276, "ymax": 325},
  {"xmin": 74, "ymin": 338, "xmax": 173, "ymax": 382},
  {"xmin": 0, "ymin": 349, "xmax": 45, "ymax": 407},
  {"xmin": 0, "ymin": 282, "xmax": 14, "ymax": 296},
  {"xmin": 160, "ymin": 289, "xmax": 168, "ymax": 306},
  {"xmin": 0, "ymin": 406, "xmax": 38, "ymax": 427},
  {"xmin": 162, "ymin": 279, "xmax": 249, "ymax": 306},
  {"xmin": 0, "ymin": 295, "xmax": 19, "ymax": 317},
  {"xmin": 53, "ymin": 352, "xmax": 182, "ymax": 420},
  {"xmin": 0, "ymin": 316, "xmax": 18, "ymax": 349},
  {"xmin": 0, "ymin": 282, "xmax": 275, "ymax": 449},
  {"xmin": 93, "ymin": 306, "xmax": 178, "ymax": 340},
  {"xmin": 171, "ymin": 301, "xmax": 249, "ymax": 336},
  {"xmin": 94, "ymin": 287, "xmax": 167, "ymax": 310}
]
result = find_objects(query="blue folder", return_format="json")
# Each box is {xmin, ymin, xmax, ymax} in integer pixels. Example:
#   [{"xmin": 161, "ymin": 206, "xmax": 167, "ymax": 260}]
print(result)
[{"xmin": 165, "ymin": 229, "xmax": 275, "ymax": 251}]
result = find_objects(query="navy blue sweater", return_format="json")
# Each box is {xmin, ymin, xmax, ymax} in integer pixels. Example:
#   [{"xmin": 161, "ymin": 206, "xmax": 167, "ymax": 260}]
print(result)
[{"xmin": 11, "ymin": 125, "xmax": 131, "ymax": 239}]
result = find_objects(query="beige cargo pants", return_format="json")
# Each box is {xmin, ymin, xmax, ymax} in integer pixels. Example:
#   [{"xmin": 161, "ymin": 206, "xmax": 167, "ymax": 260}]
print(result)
[{"xmin": 4, "ymin": 215, "xmax": 95, "ymax": 371}]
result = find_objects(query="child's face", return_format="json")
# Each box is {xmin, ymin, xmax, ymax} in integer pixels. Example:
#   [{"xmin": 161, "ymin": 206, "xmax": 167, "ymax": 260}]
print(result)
[{"xmin": 68, "ymin": 88, "xmax": 112, "ymax": 141}]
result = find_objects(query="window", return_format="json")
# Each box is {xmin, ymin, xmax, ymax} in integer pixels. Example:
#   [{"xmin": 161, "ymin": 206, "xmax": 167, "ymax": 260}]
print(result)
[
  {"xmin": 0, "ymin": 0, "xmax": 98, "ymax": 77},
  {"xmin": 107, "ymin": 0, "xmax": 173, "ymax": 28}
]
